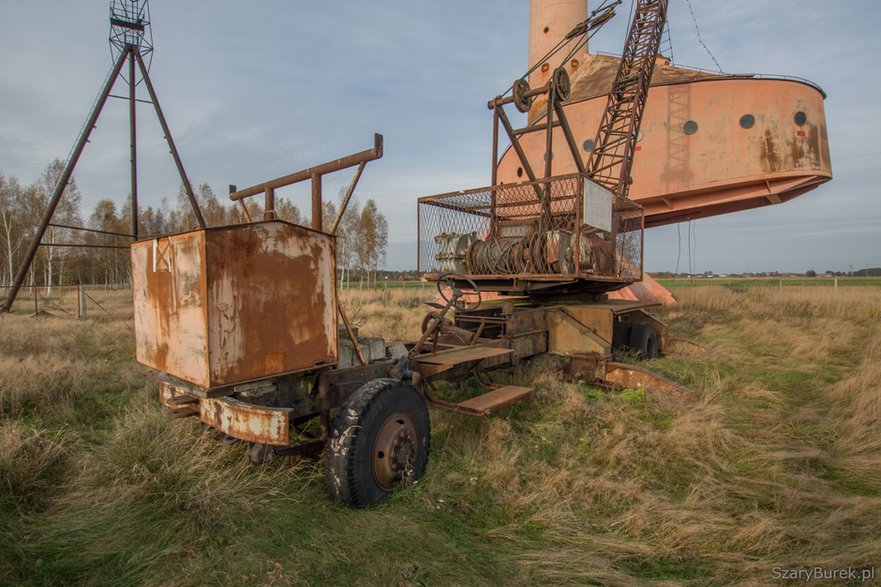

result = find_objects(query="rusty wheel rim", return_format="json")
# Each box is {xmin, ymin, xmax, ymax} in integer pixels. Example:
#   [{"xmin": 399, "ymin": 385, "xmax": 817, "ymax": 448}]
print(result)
[
  {"xmin": 372, "ymin": 412, "xmax": 418, "ymax": 492},
  {"xmin": 512, "ymin": 78, "xmax": 533, "ymax": 113}
]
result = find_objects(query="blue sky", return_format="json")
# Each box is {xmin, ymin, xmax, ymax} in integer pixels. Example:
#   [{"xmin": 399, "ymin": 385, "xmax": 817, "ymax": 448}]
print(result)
[{"xmin": 1, "ymin": 1, "xmax": 879, "ymax": 273}]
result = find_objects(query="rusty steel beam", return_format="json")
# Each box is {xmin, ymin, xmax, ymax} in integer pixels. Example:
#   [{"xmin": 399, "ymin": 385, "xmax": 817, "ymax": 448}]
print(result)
[
  {"xmin": 553, "ymin": 100, "xmax": 586, "ymax": 175},
  {"xmin": 511, "ymin": 119, "xmax": 562, "ymax": 136},
  {"xmin": 330, "ymin": 161, "xmax": 366, "ymax": 234},
  {"xmin": 264, "ymin": 187, "xmax": 276, "ymax": 221},
  {"xmin": 229, "ymin": 185, "xmax": 253, "ymax": 222},
  {"xmin": 311, "ymin": 173, "xmax": 322, "ymax": 231},
  {"xmin": 490, "ymin": 108, "xmax": 500, "ymax": 236},
  {"xmin": 229, "ymin": 134, "xmax": 383, "ymax": 203}
]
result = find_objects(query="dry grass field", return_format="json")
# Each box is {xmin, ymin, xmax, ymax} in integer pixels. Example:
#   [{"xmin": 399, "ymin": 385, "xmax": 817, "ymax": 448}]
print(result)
[{"xmin": 1, "ymin": 283, "xmax": 880, "ymax": 585}]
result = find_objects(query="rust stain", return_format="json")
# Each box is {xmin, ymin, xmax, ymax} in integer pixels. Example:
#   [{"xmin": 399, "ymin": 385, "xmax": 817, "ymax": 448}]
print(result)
[
  {"xmin": 761, "ymin": 128, "xmax": 780, "ymax": 173},
  {"xmin": 200, "ymin": 396, "xmax": 292, "ymax": 445},
  {"xmin": 132, "ymin": 232, "xmax": 209, "ymax": 384},
  {"xmin": 808, "ymin": 123, "xmax": 822, "ymax": 168},
  {"xmin": 205, "ymin": 222, "xmax": 337, "ymax": 387}
]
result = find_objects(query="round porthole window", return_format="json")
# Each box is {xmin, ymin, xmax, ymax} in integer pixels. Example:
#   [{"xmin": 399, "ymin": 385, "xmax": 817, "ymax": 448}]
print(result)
[
  {"xmin": 516, "ymin": 167, "xmax": 524, "ymax": 178},
  {"xmin": 794, "ymin": 111, "xmax": 807, "ymax": 126},
  {"xmin": 683, "ymin": 120, "xmax": 698, "ymax": 135},
  {"xmin": 739, "ymin": 114, "xmax": 755, "ymax": 129},
  {"xmin": 583, "ymin": 139, "xmax": 595, "ymax": 151}
]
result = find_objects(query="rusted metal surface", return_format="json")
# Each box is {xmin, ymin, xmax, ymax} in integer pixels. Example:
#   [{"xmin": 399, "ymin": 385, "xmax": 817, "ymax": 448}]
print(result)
[
  {"xmin": 456, "ymin": 384, "xmax": 534, "ymax": 414},
  {"xmin": 413, "ymin": 345, "xmax": 513, "ymax": 378},
  {"xmin": 510, "ymin": 330, "xmax": 548, "ymax": 362},
  {"xmin": 159, "ymin": 378, "xmax": 196, "ymax": 407},
  {"xmin": 132, "ymin": 220, "xmax": 337, "ymax": 390},
  {"xmin": 200, "ymin": 396, "xmax": 292, "ymax": 445},
  {"xmin": 608, "ymin": 273, "xmax": 676, "ymax": 305},
  {"xmin": 604, "ymin": 361, "xmax": 697, "ymax": 400},
  {"xmin": 133, "ymin": 230, "xmax": 210, "ymax": 385},
  {"xmin": 547, "ymin": 305, "xmax": 612, "ymax": 355},
  {"xmin": 415, "ymin": 346, "xmax": 513, "ymax": 365},
  {"xmin": 372, "ymin": 412, "xmax": 419, "ymax": 490},
  {"xmin": 421, "ymin": 380, "xmax": 533, "ymax": 416},
  {"xmin": 159, "ymin": 379, "xmax": 200, "ymax": 418}
]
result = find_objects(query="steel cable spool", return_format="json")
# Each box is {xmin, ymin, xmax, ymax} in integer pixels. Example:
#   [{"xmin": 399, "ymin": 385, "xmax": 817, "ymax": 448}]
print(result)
[
  {"xmin": 465, "ymin": 226, "xmax": 580, "ymax": 275},
  {"xmin": 468, "ymin": 237, "xmax": 522, "ymax": 274}
]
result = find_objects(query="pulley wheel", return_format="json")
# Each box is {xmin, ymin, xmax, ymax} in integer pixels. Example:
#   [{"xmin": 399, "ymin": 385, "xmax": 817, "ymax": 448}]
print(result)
[
  {"xmin": 553, "ymin": 67, "xmax": 571, "ymax": 102},
  {"xmin": 512, "ymin": 79, "xmax": 533, "ymax": 113}
]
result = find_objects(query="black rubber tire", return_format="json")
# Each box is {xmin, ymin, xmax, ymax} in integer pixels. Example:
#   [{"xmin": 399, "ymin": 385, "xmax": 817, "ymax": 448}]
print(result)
[
  {"xmin": 324, "ymin": 378, "xmax": 430, "ymax": 507},
  {"xmin": 628, "ymin": 322, "xmax": 659, "ymax": 359},
  {"xmin": 612, "ymin": 321, "xmax": 633, "ymax": 351}
]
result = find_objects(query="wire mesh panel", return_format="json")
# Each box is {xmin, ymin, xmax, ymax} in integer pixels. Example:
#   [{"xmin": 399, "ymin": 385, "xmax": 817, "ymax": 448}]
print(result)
[
  {"xmin": 418, "ymin": 174, "xmax": 644, "ymax": 293},
  {"xmin": 614, "ymin": 198, "xmax": 644, "ymax": 281}
]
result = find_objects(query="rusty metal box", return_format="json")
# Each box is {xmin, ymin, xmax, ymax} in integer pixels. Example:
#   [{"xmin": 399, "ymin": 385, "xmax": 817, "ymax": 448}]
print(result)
[{"xmin": 131, "ymin": 220, "xmax": 337, "ymax": 390}]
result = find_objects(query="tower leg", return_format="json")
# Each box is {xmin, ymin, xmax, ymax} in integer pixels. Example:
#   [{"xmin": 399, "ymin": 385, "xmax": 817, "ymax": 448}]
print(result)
[
  {"xmin": 133, "ymin": 47, "xmax": 206, "ymax": 229},
  {"xmin": 129, "ymin": 48, "xmax": 139, "ymax": 239}
]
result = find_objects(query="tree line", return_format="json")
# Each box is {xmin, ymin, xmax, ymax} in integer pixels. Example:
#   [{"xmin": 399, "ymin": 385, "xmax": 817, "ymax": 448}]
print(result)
[{"xmin": 0, "ymin": 160, "xmax": 388, "ymax": 291}]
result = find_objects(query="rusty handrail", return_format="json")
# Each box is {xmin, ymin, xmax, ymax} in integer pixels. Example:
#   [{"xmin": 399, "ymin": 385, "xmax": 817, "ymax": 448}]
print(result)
[{"xmin": 228, "ymin": 133, "xmax": 383, "ymax": 231}]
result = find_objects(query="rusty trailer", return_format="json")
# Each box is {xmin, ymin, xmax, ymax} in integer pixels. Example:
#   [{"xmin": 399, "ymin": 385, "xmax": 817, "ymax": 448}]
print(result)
[{"xmin": 134, "ymin": 209, "xmax": 682, "ymax": 507}]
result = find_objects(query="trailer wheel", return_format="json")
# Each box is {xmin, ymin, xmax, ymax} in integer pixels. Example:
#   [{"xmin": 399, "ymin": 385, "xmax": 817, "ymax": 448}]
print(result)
[
  {"xmin": 324, "ymin": 378, "xmax": 430, "ymax": 507},
  {"xmin": 612, "ymin": 320, "xmax": 633, "ymax": 351},
  {"xmin": 629, "ymin": 322, "xmax": 659, "ymax": 359}
]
